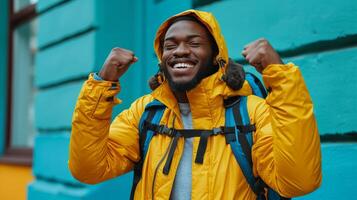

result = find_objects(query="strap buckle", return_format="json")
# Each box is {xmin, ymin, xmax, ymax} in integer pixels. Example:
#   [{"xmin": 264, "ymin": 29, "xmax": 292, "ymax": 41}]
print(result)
[
  {"xmin": 212, "ymin": 127, "xmax": 224, "ymax": 135},
  {"xmin": 158, "ymin": 125, "xmax": 175, "ymax": 137}
]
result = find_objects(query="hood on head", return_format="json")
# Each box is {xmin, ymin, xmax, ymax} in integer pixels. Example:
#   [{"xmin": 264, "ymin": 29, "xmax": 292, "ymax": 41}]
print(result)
[
  {"xmin": 149, "ymin": 9, "xmax": 245, "ymax": 91},
  {"xmin": 154, "ymin": 9, "xmax": 228, "ymax": 70}
]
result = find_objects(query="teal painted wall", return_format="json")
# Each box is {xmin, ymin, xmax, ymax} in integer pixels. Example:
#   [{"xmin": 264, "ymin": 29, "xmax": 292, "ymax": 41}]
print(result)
[
  {"xmin": 198, "ymin": 0, "xmax": 357, "ymax": 199},
  {"xmin": 198, "ymin": 0, "xmax": 357, "ymax": 135},
  {"xmin": 94, "ymin": 0, "xmax": 145, "ymax": 115},
  {"xmin": 296, "ymin": 143, "xmax": 357, "ymax": 200},
  {"xmin": 289, "ymin": 48, "xmax": 357, "ymax": 134},
  {"xmin": 143, "ymin": 0, "xmax": 192, "ymax": 94},
  {"xmin": 29, "ymin": 0, "xmax": 145, "ymax": 199},
  {"xmin": 24, "ymin": 0, "xmax": 357, "ymax": 199},
  {"xmin": 0, "ymin": 0, "xmax": 8, "ymax": 155}
]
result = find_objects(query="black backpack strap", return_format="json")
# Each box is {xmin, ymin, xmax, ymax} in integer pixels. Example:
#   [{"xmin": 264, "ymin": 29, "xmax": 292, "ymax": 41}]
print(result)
[
  {"xmin": 130, "ymin": 100, "xmax": 166, "ymax": 200},
  {"xmin": 226, "ymin": 96, "xmax": 263, "ymax": 195},
  {"xmin": 225, "ymin": 96, "xmax": 291, "ymax": 200},
  {"xmin": 141, "ymin": 119, "xmax": 239, "ymax": 174}
]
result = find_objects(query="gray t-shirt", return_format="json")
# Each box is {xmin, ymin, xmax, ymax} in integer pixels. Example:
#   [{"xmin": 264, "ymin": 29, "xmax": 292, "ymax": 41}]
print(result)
[{"xmin": 170, "ymin": 103, "xmax": 193, "ymax": 200}]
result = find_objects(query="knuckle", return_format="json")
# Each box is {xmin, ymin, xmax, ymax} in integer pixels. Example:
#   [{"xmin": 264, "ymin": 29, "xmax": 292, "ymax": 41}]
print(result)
[
  {"xmin": 112, "ymin": 47, "xmax": 121, "ymax": 52},
  {"xmin": 109, "ymin": 54, "xmax": 118, "ymax": 61},
  {"xmin": 258, "ymin": 37, "xmax": 267, "ymax": 42},
  {"xmin": 123, "ymin": 58, "xmax": 131, "ymax": 64},
  {"xmin": 259, "ymin": 41, "xmax": 269, "ymax": 47},
  {"xmin": 126, "ymin": 49, "xmax": 134, "ymax": 55},
  {"xmin": 109, "ymin": 61, "xmax": 119, "ymax": 67},
  {"xmin": 258, "ymin": 48, "xmax": 266, "ymax": 55}
]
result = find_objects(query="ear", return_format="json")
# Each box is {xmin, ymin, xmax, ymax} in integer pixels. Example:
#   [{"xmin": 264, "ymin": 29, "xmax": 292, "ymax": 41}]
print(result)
[{"xmin": 213, "ymin": 58, "xmax": 218, "ymax": 66}]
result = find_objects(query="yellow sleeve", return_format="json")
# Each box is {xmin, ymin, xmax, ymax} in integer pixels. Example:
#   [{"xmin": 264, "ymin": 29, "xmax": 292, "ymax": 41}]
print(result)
[
  {"xmin": 250, "ymin": 63, "xmax": 322, "ymax": 197},
  {"xmin": 68, "ymin": 74, "xmax": 146, "ymax": 184}
]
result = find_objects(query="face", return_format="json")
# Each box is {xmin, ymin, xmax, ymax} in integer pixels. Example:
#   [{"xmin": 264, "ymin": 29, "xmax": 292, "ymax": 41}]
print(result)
[{"xmin": 161, "ymin": 20, "xmax": 216, "ymax": 92}]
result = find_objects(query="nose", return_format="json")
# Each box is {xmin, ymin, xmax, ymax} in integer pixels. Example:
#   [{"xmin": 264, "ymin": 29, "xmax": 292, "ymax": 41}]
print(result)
[{"xmin": 173, "ymin": 43, "xmax": 190, "ymax": 57}]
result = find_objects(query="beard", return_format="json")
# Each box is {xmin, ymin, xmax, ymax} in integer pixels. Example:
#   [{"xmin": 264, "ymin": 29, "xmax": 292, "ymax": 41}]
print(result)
[
  {"xmin": 160, "ymin": 63, "xmax": 217, "ymax": 93},
  {"xmin": 161, "ymin": 66, "xmax": 203, "ymax": 92}
]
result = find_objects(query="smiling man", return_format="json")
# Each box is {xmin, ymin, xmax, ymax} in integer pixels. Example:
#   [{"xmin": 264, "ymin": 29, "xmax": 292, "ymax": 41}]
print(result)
[
  {"xmin": 160, "ymin": 16, "xmax": 218, "ymax": 96},
  {"xmin": 69, "ymin": 10, "xmax": 322, "ymax": 200}
]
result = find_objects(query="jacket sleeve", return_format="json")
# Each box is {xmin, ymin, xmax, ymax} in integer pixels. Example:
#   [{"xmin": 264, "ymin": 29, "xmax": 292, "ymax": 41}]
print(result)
[
  {"xmin": 68, "ymin": 74, "xmax": 144, "ymax": 184},
  {"xmin": 250, "ymin": 63, "xmax": 322, "ymax": 197}
]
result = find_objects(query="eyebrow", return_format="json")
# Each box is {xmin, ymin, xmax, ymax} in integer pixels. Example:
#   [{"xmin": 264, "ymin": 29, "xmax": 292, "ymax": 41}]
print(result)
[{"xmin": 164, "ymin": 34, "xmax": 202, "ymax": 42}]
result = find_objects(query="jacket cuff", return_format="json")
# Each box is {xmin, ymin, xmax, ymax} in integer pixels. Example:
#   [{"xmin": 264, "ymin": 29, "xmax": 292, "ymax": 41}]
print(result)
[
  {"xmin": 262, "ymin": 62, "xmax": 296, "ymax": 90},
  {"xmin": 77, "ymin": 74, "xmax": 122, "ymax": 119},
  {"xmin": 93, "ymin": 72, "xmax": 104, "ymax": 81}
]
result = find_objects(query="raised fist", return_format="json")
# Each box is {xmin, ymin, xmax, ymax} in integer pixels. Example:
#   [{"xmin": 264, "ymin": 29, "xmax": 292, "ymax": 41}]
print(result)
[
  {"xmin": 242, "ymin": 38, "xmax": 283, "ymax": 73},
  {"xmin": 98, "ymin": 47, "xmax": 138, "ymax": 81}
]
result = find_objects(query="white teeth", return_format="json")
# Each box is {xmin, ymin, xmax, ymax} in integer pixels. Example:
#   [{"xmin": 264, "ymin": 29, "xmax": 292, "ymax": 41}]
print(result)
[{"xmin": 173, "ymin": 63, "xmax": 194, "ymax": 68}]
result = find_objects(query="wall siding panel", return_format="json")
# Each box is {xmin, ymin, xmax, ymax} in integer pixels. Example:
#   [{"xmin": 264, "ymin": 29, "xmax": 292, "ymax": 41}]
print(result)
[
  {"xmin": 33, "ymin": 133, "xmax": 80, "ymax": 184},
  {"xmin": 35, "ymin": 31, "xmax": 95, "ymax": 87},
  {"xmin": 296, "ymin": 143, "xmax": 357, "ymax": 199},
  {"xmin": 38, "ymin": 0, "xmax": 96, "ymax": 48},
  {"xmin": 28, "ymin": 173, "xmax": 132, "ymax": 200},
  {"xmin": 37, "ymin": 0, "xmax": 68, "ymax": 12},
  {"xmin": 198, "ymin": 0, "xmax": 357, "ymax": 58},
  {"xmin": 288, "ymin": 47, "xmax": 357, "ymax": 134},
  {"xmin": 35, "ymin": 82, "xmax": 83, "ymax": 129}
]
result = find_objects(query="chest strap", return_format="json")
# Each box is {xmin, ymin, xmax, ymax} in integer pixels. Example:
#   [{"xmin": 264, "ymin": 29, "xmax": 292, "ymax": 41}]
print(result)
[{"xmin": 142, "ymin": 120, "xmax": 256, "ymax": 175}]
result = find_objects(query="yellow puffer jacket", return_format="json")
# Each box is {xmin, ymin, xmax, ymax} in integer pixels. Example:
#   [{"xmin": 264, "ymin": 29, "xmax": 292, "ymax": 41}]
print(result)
[{"xmin": 69, "ymin": 10, "xmax": 322, "ymax": 200}]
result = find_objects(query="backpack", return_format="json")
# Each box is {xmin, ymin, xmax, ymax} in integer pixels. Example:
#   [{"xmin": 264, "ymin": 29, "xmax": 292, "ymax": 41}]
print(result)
[{"xmin": 130, "ymin": 73, "xmax": 290, "ymax": 200}]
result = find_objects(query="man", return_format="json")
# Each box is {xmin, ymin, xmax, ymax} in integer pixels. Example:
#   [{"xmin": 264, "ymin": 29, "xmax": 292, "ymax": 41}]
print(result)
[{"xmin": 69, "ymin": 10, "xmax": 321, "ymax": 200}]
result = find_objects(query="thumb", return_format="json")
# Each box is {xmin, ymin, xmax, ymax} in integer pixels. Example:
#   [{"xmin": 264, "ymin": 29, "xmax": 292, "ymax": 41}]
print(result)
[{"xmin": 131, "ymin": 56, "xmax": 139, "ymax": 63}]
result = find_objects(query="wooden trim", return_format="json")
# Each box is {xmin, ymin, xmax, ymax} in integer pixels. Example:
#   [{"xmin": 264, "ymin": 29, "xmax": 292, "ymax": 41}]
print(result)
[
  {"xmin": 0, "ymin": 149, "xmax": 33, "ymax": 166},
  {"xmin": 6, "ymin": 0, "xmax": 15, "ymax": 153},
  {"xmin": 6, "ymin": 147, "xmax": 33, "ymax": 156},
  {"xmin": 2, "ymin": 0, "xmax": 37, "ymax": 166},
  {"xmin": 11, "ymin": 3, "xmax": 37, "ymax": 27}
]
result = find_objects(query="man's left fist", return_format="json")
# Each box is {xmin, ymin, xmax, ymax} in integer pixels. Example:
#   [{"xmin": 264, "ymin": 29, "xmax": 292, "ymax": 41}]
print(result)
[{"xmin": 242, "ymin": 38, "xmax": 283, "ymax": 73}]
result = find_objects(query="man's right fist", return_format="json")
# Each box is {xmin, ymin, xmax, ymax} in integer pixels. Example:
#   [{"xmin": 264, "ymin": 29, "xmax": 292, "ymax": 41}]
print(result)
[{"xmin": 98, "ymin": 47, "xmax": 138, "ymax": 81}]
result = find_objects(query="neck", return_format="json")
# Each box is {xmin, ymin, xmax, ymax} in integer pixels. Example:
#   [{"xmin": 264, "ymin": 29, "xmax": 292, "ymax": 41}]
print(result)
[{"xmin": 173, "ymin": 91, "xmax": 189, "ymax": 103}]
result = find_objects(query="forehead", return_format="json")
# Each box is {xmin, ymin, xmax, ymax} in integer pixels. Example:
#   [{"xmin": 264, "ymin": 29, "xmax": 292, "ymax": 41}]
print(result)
[{"xmin": 164, "ymin": 20, "xmax": 210, "ymax": 40}]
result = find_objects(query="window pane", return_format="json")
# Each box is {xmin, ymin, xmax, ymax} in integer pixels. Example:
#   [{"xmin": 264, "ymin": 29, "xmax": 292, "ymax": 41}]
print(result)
[
  {"xmin": 14, "ymin": 0, "xmax": 38, "ymax": 12},
  {"xmin": 11, "ymin": 18, "xmax": 37, "ymax": 148}
]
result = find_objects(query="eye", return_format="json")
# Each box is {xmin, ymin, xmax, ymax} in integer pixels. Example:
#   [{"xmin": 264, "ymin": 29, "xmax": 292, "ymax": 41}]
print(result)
[
  {"xmin": 189, "ymin": 41, "xmax": 201, "ymax": 47},
  {"xmin": 163, "ymin": 42, "xmax": 177, "ymax": 50}
]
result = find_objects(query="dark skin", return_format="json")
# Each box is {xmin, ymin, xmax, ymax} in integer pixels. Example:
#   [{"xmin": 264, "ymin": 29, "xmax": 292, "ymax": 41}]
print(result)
[
  {"xmin": 241, "ymin": 38, "xmax": 284, "ymax": 73},
  {"xmin": 160, "ymin": 20, "xmax": 216, "ymax": 102},
  {"xmin": 98, "ymin": 20, "xmax": 284, "ymax": 103}
]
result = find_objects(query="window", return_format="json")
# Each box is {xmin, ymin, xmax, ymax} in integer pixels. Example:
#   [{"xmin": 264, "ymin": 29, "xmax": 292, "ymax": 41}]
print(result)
[{"xmin": 0, "ymin": 0, "xmax": 38, "ymax": 165}]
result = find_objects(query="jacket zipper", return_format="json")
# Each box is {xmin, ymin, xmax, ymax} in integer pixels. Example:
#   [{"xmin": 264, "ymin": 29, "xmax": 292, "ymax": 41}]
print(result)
[
  {"xmin": 152, "ymin": 138, "xmax": 173, "ymax": 199},
  {"xmin": 151, "ymin": 115, "xmax": 177, "ymax": 199}
]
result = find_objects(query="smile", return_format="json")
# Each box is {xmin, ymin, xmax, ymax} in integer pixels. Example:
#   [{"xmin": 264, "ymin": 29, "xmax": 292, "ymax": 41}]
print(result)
[{"xmin": 173, "ymin": 63, "xmax": 195, "ymax": 69}]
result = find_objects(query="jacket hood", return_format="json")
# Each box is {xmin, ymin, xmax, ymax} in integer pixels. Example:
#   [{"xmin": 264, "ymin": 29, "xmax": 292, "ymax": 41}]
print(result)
[
  {"xmin": 154, "ymin": 9, "xmax": 229, "ymax": 73},
  {"xmin": 150, "ymin": 9, "xmax": 251, "ymax": 115}
]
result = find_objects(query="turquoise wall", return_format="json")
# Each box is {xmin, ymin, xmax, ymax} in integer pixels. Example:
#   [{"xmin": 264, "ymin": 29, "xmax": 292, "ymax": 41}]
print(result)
[
  {"xmin": 29, "ymin": 0, "xmax": 137, "ymax": 199},
  {"xmin": 1, "ymin": 0, "xmax": 349, "ymax": 199},
  {"xmin": 0, "ymin": 0, "xmax": 8, "ymax": 155},
  {"xmin": 197, "ymin": 0, "xmax": 357, "ymax": 199},
  {"xmin": 198, "ymin": 0, "xmax": 357, "ymax": 136}
]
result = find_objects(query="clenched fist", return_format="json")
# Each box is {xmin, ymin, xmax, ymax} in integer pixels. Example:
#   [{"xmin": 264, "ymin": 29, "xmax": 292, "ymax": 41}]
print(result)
[
  {"xmin": 99, "ymin": 47, "xmax": 138, "ymax": 81},
  {"xmin": 242, "ymin": 38, "xmax": 283, "ymax": 73}
]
